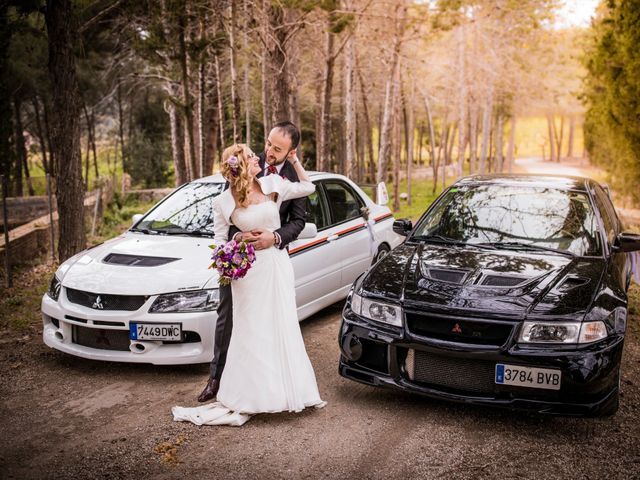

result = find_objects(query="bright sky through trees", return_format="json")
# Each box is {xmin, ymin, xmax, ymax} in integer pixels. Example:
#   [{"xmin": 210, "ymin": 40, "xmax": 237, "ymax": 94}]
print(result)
[{"xmin": 556, "ymin": 0, "xmax": 599, "ymax": 28}]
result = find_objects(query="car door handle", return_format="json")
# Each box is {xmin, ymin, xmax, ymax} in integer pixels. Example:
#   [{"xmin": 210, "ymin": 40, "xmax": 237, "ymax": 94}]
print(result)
[{"xmin": 326, "ymin": 234, "xmax": 339, "ymax": 242}]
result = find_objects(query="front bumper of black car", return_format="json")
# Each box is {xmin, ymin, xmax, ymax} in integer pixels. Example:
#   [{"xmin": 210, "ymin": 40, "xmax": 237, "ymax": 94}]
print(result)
[{"xmin": 338, "ymin": 312, "xmax": 623, "ymax": 417}]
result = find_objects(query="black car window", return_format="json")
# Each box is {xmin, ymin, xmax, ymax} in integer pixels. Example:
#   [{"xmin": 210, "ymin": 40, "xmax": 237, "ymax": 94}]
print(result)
[
  {"xmin": 411, "ymin": 185, "xmax": 602, "ymax": 256},
  {"xmin": 305, "ymin": 189, "xmax": 329, "ymax": 231},
  {"xmin": 592, "ymin": 184, "xmax": 617, "ymax": 245},
  {"xmin": 323, "ymin": 181, "xmax": 364, "ymax": 225}
]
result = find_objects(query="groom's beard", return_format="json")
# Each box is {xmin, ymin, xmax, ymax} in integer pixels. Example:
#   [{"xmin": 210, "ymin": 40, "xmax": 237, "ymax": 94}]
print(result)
[{"xmin": 265, "ymin": 150, "xmax": 291, "ymax": 166}]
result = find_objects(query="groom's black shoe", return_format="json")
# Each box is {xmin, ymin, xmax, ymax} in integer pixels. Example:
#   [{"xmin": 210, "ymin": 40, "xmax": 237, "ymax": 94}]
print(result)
[{"xmin": 197, "ymin": 377, "xmax": 220, "ymax": 403}]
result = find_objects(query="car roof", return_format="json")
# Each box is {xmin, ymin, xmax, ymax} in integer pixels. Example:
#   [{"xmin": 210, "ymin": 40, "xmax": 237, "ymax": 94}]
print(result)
[
  {"xmin": 193, "ymin": 171, "xmax": 347, "ymax": 184},
  {"xmin": 454, "ymin": 174, "xmax": 593, "ymax": 192}
]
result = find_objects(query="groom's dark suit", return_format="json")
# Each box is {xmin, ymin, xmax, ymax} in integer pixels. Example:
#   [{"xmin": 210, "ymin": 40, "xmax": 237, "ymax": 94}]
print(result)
[{"xmin": 209, "ymin": 153, "xmax": 307, "ymax": 380}]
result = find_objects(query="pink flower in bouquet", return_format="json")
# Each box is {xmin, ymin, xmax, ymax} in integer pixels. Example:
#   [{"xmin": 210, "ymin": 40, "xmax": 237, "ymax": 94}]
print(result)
[{"xmin": 209, "ymin": 240, "xmax": 257, "ymax": 285}]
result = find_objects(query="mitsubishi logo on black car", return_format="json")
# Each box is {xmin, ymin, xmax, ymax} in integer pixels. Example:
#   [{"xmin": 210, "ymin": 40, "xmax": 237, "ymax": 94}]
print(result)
[
  {"xmin": 451, "ymin": 323, "xmax": 462, "ymax": 334},
  {"xmin": 92, "ymin": 295, "xmax": 104, "ymax": 310}
]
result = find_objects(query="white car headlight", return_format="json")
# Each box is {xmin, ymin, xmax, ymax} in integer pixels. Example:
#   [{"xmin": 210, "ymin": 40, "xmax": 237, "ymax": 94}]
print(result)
[
  {"xmin": 350, "ymin": 291, "xmax": 402, "ymax": 327},
  {"xmin": 519, "ymin": 320, "xmax": 608, "ymax": 344},
  {"xmin": 149, "ymin": 289, "xmax": 219, "ymax": 313}
]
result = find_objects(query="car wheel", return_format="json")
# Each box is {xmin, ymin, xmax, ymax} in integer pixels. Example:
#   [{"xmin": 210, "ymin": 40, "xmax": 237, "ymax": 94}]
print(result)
[{"xmin": 372, "ymin": 244, "xmax": 390, "ymax": 265}]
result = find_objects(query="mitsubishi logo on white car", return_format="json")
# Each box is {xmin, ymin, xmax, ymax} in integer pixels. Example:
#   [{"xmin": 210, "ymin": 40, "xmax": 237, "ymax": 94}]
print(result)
[{"xmin": 92, "ymin": 295, "xmax": 104, "ymax": 310}]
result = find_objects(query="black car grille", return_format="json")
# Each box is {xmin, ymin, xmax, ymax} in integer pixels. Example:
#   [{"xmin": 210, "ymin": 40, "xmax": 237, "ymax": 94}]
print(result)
[
  {"xmin": 72, "ymin": 325, "xmax": 131, "ymax": 351},
  {"xmin": 407, "ymin": 349, "xmax": 496, "ymax": 394},
  {"xmin": 405, "ymin": 311, "xmax": 514, "ymax": 346},
  {"xmin": 66, "ymin": 288, "xmax": 147, "ymax": 311}
]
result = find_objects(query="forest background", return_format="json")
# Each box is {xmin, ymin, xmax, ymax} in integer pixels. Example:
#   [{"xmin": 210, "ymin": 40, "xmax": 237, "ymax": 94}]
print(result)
[{"xmin": 1, "ymin": 0, "xmax": 638, "ymax": 263}]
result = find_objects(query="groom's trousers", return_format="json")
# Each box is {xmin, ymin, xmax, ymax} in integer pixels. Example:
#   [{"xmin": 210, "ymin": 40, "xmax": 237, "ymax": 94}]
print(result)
[{"xmin": 209, "ymin": 283, "xmax": 233, "ymax": 380}]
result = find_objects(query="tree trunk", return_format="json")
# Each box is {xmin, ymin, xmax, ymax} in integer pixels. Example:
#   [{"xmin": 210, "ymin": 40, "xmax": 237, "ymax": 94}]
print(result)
[
  {"xmin": 567, "ymin": 116, "xmax": 575, "ymax": 159},
  {"xmin": 265, "ymin": 3, "xmax": 289, "ymax": 124},
  {"xmin": 242, "ymin": 0, "xmax": 251, "ymax": 147},
  {"xmin": 318, "ymin": 24, "xmax": 335, "ymax": 173},
  {"xmin": 357, "ymin": 67, "xmax": 374, "ymax": 183},
  {"xmin": 46, "ymin": 0, "xmax": 86, "ymax": 261},
  {"xmin": 197, "ymin": 56, "xmax": 205, "ymax": 178},
  {"xmin": 392, "ymin": 77, "xmax": 401, "ymax": 212},
  {"xmin": 117, "ymin": 81, "xmax": 127, "ymax": 174},
  {"xmin": 546, "ymin": 114, "xmax": 556, "ymax": 162},
  {"xmin": 178, "ymin": 9, "xmax": 198, "ymax": 180},
  {"xmin": 506, "ymin": 114, "xmax": 516, "ymax": 173},
  {"xmin": 33, "ymin": 97, "xmax": 49, "ymax": 174},
  {"xmin": 260, "ymin": 32, "xmax": 270, "ymax": 141},
  {"xmin": 14, "ymin": 97, "xmax": 34, "ymax": 195},
  {"xmin": 469, "ymin": 101, "xmax": 478, "ymax": 174},
  {"xmin": 214, "ymin": 54, "xmax": 225, "ymax": 152},
  {"xmin": 12, "ymin": 97, "xmax": 24, "ymax": 196},
  {"xmin": 376, "ymin": 3, "xmax": 405, "ymax": 184},
  {"xmin": 495, "ymin": 111, "xmax": 504, "ymax": 173},
  {"xmin": 167, "ymin": 100, "xmax": 188, "ymax": 186},
  {"xmin": 229, "ymin": 0, "xmax": 240, "ymax": 143},
  {"xmin": 422, "ymin": 93, "xmax": 438, "ymax": 193},
  {"xmin": 417, "ymin": 123, "xmax": 424, "ymax": 167},
  {"xmin": 405, "ymin": 81, "xmax": 414, "ymax": 206},
  {"xmin": 456, "ymin": 24, "xmax": 466, "ymax": 179},
  {"xmin": 554, "ymin": 115, "xmax": 564, "ymax": 162},
  {"xmin": 0, "ymin": 2, "xmax": 12, "ymax": 191},
  {"xmin": 343, "ymin": 23, "xmax": 356, "ymax": 180},
  {"xmin": 479, "ymin": 93, "xmax": 493, "ymax": 174}
]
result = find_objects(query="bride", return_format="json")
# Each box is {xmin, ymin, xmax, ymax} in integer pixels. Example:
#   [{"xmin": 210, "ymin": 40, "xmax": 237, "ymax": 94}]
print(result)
[{"xmin": 172, "ymin": 144, "xmax": 325, "ymax": 426}]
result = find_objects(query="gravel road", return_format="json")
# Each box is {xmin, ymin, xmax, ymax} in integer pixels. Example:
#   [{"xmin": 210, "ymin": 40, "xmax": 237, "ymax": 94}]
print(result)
[{"xmin": 2, "ymin": 301, "xmax": 640, "ymax": 480}]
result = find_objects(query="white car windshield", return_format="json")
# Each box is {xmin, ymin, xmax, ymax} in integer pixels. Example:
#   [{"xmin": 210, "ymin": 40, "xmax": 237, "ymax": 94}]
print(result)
[{"xmin": 133, "ymin": 182, "xmax": 224, "ymax": 235}]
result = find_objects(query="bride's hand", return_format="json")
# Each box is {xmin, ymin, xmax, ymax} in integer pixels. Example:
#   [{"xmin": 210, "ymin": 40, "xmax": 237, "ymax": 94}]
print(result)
[{"xmin": 250, "ymin": 228, "xmax": 276, "ymax": 250}]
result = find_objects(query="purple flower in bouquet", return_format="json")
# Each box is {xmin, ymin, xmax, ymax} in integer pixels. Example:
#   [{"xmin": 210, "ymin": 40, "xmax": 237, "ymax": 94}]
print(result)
[{"xmin": 209, "ymin": 240, "xmax": 257, "ymax": 285}]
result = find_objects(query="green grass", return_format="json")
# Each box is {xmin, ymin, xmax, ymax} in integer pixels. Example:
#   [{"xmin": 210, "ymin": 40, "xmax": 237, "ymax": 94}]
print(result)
[
  {"xmin": 389, "ymin": 177, "xmax": 446, "ymax": 221},
  {"xmin": 88, "ymin": 193, "xmax": 156, "ymax": 246}
]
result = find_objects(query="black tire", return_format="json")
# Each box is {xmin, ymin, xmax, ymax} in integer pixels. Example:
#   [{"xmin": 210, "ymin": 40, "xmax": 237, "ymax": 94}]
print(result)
[{"xmin": 372, "ymin": 244, "xmax": 390, "ymax": 265}]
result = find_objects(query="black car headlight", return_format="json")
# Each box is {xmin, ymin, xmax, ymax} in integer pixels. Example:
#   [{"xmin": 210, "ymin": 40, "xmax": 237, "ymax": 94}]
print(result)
[
  {"xmin": 519, "ymin": 320, "xmax": 608, "ymax": 344},
  {"xmin": 47, "ymin": 275, "xmax": 61, "ymax": 301},
  {"xmin": 149, "ymin": 289, "xmax": 219, "ymax": 313},
  {"xmin": 350, "ymin": 291, "xmax": 402, "ymax": 327}
]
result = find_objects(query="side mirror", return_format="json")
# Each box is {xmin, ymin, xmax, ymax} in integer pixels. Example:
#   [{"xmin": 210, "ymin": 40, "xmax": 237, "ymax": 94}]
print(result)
[
  {"xmin": 131, "ymin": 213, "xmax": 144, "ymax": 227},
  {"xmin": 614, "ymin": 232, "xmax": 640, "ymax": 252},
  {"xmin": 393, "ymin": 218, "xmax": 413, "ymax": 237},
  {"xmin": 376, "ymin": 182, "xmax": 389, "ymax": 206},
  {"xmin": 299, "ymin": 222, "xmax": 318, "ymax": 240}
]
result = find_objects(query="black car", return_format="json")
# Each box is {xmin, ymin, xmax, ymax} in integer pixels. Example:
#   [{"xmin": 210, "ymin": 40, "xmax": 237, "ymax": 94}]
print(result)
[{"xmin": 339, "ymin": 175, "xmax": 640, "ymax": 416}]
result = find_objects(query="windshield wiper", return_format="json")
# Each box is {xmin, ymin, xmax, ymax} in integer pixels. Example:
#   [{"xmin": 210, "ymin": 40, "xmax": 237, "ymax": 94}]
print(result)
[
  {"xmin": 411, "ymin": 234, "xmax": 466, "ymax": 245},
  {"xmin": 156, "ymin": 228, "xmax": 214, "ymax": 237},
  {"xmin": 475, "ymin": 241, "xmax": 576, "ymax": 257},
  {"xmin": 130, "ymin": 227, "xmax": 160, "ymax": 235}
]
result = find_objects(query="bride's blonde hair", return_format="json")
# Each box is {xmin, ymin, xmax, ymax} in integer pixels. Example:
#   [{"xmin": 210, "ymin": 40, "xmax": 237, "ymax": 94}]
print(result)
[{"xmin": 221, "ymin": 143, "xmax": 254, "ymax": 208}]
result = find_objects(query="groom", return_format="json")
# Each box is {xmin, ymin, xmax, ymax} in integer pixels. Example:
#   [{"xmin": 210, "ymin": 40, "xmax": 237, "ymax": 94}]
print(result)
[{"xmin": 198, "ymin": 121, "xmax": 307, "ymax": 402}]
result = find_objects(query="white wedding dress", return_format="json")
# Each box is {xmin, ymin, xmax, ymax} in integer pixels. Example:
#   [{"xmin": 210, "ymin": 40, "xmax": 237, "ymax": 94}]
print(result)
[{"xmin": 172, "ymin": 175, "xmax": 326, "ymax": 426}]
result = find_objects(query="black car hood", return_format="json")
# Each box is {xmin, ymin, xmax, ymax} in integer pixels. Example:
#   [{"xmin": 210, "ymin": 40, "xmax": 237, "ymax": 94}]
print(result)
[{"xmin": 361, "ymin": 243, "xmax": 606, "ymax": 320}]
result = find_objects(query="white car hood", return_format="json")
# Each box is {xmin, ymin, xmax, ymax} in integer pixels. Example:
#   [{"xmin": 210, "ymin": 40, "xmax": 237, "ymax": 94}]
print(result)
[{"xmin": 60, "ymin": 232, "xmax": 217, "ymax": 295}]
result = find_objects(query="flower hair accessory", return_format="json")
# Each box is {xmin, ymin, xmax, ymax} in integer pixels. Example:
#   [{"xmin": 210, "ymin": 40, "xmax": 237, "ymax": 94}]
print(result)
[{"xmin": 226, "ymin": 155, "xmax": 239, "ymax": 176}]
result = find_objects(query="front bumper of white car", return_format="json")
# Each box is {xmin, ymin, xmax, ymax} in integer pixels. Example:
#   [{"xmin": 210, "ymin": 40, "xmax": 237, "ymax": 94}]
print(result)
[{"xmin": 41, "ymin": 289, "xmax": 216, "ymax": 365}]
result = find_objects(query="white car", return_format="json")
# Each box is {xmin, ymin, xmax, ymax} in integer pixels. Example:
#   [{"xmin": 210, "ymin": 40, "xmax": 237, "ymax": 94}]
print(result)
[{"xmin": 41, "ymin": 172, "xmax": 402, "ymax": 365}]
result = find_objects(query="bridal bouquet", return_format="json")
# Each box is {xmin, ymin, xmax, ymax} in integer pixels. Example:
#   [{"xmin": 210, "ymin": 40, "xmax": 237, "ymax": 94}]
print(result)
[{"xmin": 209, "ymin": 240, "xmax": 257, "ymax": 285}]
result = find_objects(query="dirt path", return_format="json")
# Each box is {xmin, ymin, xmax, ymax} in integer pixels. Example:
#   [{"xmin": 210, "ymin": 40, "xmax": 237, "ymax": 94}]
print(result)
[{"xmin": 2, "ymin": 293, "xmax": 640, "ymax": 479}]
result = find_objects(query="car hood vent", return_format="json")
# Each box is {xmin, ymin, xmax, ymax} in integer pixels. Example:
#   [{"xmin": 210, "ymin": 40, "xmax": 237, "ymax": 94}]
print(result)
[
  {"xmin": 556, "ymin": 276, "xmax": 590, "ymax": 292},
  {"xmin": 102, "ymin": 253, "xmax": 180, "ymax": 267},
  {"xmin": 480, "ymin": 274, "xmax": 529, "ymax": 287},
  {"xmin": 424, "ymin": 268, "xmax": 469, "ymax": 284}
]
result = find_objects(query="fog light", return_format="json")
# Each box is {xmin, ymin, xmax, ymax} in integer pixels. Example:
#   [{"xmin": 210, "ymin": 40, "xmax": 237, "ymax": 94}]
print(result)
[{"xmin": 341, "ymin": 333, "xmax": 362, "ymax": 362}]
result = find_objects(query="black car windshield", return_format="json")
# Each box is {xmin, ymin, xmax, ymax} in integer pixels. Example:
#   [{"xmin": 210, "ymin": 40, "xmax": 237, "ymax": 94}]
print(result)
[
  {"xmin": 411, "ymin": 184, "xmax": 602, "ymax": 256},
  {"xmin": 133, "ymin": 182, "xmax": 224, "ymax": 235}
]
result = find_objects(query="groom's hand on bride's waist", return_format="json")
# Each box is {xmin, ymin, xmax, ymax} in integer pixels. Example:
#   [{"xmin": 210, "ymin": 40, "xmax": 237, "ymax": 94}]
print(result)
[{"xmin": 248, "ymin": 228, "xmax": 278, "ymax": 250}]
